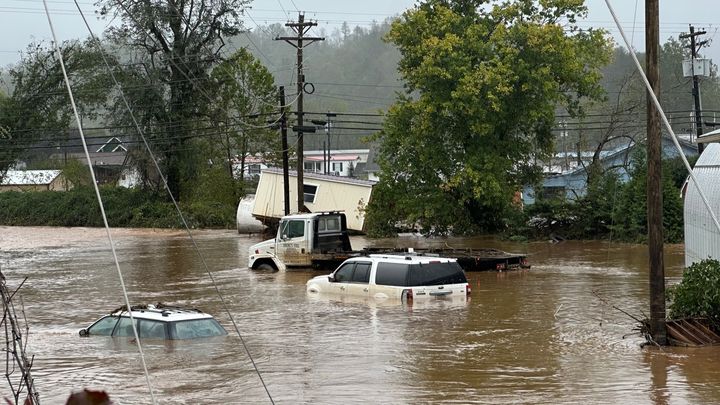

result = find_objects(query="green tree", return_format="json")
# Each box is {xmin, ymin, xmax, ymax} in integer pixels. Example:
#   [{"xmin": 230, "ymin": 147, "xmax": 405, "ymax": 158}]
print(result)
[
  {"xmin": 610, "ymin": 149, "xmax": 685, "ymax": 243},
  {"xmin": 366, "ymin": 0, "xmax": 612, "ymax": 235},
  {"xmin": 204, "ymin": 48, "xmax": 279, "ymax": 201},
  {"xmin": 0, "ymin": 40, "xmax": 112, "ymax": 175},
  {"xmin": 97, "ymin": 0, "xmax": 251, "ymax": 201},
  {"xmin": 669, "ymin": 259, "xmax": 720, "ymax": 324}
]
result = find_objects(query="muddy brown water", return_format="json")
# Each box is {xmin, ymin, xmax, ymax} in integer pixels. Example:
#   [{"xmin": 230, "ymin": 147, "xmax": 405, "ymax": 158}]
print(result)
[{"xmin": 0, "ymin": 226, "xmax": 718, "ymax": 404}]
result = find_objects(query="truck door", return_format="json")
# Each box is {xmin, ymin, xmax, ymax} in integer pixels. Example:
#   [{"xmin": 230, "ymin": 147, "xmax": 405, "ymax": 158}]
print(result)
[{"xmin": 276, "ymin": 218, "xmax": 311, "ymax": 267}]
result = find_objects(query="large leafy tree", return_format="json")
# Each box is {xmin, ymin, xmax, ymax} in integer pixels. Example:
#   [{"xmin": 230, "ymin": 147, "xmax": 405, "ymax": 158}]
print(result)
[
  {"xmin": 97, "ymin": 0, "xmax": 251, "ymax": 200},
  {"xmin": 366, "ymin": 0, "xmax": 612, "ymax": 235},
  {"xmin": 0, "ymin": 41, "xmax": 112, "ymax": 176},
  {"xmin": 203, "ymin": 48, "xmax": 279, "ymax": 200}
]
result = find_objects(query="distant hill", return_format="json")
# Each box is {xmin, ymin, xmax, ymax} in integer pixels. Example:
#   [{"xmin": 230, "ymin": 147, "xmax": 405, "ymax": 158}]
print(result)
[{"xmin": 229, "ymin": 20, "xmax": 401, "ymax": 150}]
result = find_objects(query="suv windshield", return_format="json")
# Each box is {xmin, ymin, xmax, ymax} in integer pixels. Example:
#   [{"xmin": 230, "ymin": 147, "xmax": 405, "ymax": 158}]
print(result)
[{"xmin": 375, "ymin": 261, "xmax": 467, "ymax": 287}]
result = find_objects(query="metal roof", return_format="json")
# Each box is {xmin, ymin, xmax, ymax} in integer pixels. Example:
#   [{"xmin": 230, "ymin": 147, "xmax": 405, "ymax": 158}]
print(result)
[
  {"xmin": 1, "ymin": 170, "xmax": 61, "ymax": 186},
  {"xmin": 261, "ymin": 167, "xmax": 376, "ymax": 186}
]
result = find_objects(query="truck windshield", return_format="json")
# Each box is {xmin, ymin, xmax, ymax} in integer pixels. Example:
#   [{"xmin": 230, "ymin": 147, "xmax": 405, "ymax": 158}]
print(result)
[{"xmin": 280, "ymin": 219, "xmax": 305, "ymax": 238}]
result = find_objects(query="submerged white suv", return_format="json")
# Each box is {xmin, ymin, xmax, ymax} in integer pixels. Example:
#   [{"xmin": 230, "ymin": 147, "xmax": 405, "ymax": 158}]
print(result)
[
  {"xmin": 79, "ymin": 303, "xmax": 227, "ymax": 340},
  {"xmin": 306, "ymin": 254, "xmax": 470, "ymax": 302}
]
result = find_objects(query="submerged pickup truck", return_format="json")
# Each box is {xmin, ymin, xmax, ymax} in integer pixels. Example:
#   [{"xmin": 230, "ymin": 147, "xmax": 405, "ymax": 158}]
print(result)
[{"xmin": 247, "ymin": 212, "xmax": 530, "ymax": 272}]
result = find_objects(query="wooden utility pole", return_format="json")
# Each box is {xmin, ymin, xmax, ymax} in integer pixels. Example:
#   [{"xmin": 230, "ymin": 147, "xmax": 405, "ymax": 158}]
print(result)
[
  {"xmin": 278, "ymin": 86, "xmax": 290, "ymax": 216},
  {"xmin": 646, "ymin": 0, "xmax": 667, "ymax": 345},
  {"xmin": 680, "ymin": 25, "xmax": 708, "ymax": 154},
  {"xmin": 275, "ymin": 12, "xmax": 324, "ymax": 212}
]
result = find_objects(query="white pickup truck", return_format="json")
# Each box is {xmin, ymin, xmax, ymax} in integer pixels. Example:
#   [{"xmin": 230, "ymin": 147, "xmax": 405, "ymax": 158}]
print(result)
[
  {"xmin": 248, "ymin": 211, "xmax": 530, "ymax": 272},
  {"xmin": 248, "ymin": 211, "xmax": 354, "ymax": 271}
]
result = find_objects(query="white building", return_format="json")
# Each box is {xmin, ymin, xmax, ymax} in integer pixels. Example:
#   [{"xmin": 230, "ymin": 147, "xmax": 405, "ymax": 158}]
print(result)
[
  {"xmin": 684, "ymin": 142, "xmax": 720, "ymax": 266},
  {"xmin": 302, "ymin": 149, "xmax": 370, "ymax": 178}
]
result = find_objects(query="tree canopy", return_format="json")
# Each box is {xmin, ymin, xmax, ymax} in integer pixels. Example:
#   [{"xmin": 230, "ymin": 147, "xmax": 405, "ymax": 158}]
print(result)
[
  {"xmin": 0, "ymin": 40, "xmax": 112, "ymax": 175},
  {"xmin": 366, "ymin": 0, "xmax": 613, "ymax": 236},
  {"xmin": 98, "ymin": 0, "xmax": 252, "ymax": 200}
]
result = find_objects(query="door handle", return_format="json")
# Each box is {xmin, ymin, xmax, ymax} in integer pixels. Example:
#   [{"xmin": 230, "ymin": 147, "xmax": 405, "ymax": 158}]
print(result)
[
  {"xmin": 340, "ymin": 286, "xmax": 345, "ymax": 290},
  {"xmin": 363, "ymin": 288, "xmax": 368, "ymax": 292}
]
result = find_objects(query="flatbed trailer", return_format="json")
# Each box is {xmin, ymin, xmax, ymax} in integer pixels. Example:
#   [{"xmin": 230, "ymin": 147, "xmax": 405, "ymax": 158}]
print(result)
[{"xmin": 360, "ymin": 247, "xmax": 529, "ymax": 272}]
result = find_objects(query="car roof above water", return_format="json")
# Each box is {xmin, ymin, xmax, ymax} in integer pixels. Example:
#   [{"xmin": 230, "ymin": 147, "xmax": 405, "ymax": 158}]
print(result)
[
  {"xmin": 109, "ymin": 304, "xmax": 213, "ymax": 322},
  {"xmin": 358, "ymin": 254, "xmax": 457, "ymax": 264}
]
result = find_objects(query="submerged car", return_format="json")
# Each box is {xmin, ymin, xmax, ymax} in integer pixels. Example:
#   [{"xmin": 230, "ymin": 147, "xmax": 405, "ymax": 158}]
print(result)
[
  {"xmin": 306, "ymin": 254, "xmax": 470, "ymax": 302},
  {"xmin": 79, "ymin": 303, "xmax": 227, "ymax": 340}
]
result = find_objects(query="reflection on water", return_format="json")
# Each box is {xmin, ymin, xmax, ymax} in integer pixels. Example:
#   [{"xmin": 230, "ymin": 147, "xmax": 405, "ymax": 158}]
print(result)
[{"xmin": 0, "ymin": 226, "xmax": 717, "ymax": 404}]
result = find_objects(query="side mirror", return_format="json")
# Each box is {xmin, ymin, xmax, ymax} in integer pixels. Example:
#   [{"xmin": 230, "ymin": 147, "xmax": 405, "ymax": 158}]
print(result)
[
  {"xmin": 327, "ymin": 275, "xmax": 335, "ymax": 282},
  {"xmin": 281, "ymin": 234, "xmax": 288, "ymax": 240},
  {"xmin": 79, "ymin": 328, "xmax": 89, "ymax": 337}
]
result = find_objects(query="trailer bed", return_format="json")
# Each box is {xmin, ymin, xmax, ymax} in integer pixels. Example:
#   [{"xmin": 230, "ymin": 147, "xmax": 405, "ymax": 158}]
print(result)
[{"xmin": 357, "ymin": 247, "xmax": 530, "ymax": 272}]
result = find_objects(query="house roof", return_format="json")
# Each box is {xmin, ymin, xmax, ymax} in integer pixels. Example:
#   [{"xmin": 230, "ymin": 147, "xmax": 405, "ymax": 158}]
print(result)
[
  {"xmin": 1, "ymin": 170, "xmax": 61, "ymax": 186},
  {"xmin": 548, "ymin": 134, "xmax": 698, "ymax": 178},
  {"xmin": 96, "ymin": 137, "xmax": 127, "ymax": 153},
  {"xmin": 65, "ymin": 152, "xmax": 128, "ymax": 167},
  {"xmin": 30, "ymin": 130, "xmax": 129, "ymax": 154},
  {"xmin": 261, "ymin": 167, "xmax": 376, "ymax": 186},
  {"xmin": 305, "ymin": 154, "xmax": 360, "ymax": 162}
]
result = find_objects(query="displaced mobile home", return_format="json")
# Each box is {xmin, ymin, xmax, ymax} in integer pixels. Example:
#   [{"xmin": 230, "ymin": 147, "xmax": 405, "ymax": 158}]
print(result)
[{"xmin": 251, "ymin": 168, "xmax": 375, "ymax": 232}]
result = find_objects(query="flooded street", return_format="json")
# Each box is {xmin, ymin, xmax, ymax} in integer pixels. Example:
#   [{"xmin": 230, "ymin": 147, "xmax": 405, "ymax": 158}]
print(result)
[{"xmin": 0, "ymin": 226, "xmax": 719, "ymax": 404}]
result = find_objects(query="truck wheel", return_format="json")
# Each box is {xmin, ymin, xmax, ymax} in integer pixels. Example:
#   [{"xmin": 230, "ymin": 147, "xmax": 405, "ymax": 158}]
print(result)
[{"xmin": 256, "ymin": 263, "xmax": 276, "ymax": 272}]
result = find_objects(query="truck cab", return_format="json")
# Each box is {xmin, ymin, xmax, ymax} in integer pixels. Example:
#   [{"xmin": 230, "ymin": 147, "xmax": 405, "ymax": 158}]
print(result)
[{"xmin": 248, "ymin": 212, "xmax": 352, "ymax": 271}]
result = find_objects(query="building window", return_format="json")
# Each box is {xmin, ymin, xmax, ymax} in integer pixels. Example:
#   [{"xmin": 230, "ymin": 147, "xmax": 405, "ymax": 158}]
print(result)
[
  {"xmin": 303, "ymin": 184, "xmax": 318, "ymax": 203},
  {"xmin": 248, "ymin": 164, "xmax": 261, "ymax": 176},
  {"xmin": 542, "ymin": 186, "xmax": 566, "ymax": 200},
  {"xmin": 304, "ymin": 162, "xmax": 322, "ymax": 173},
  {"xmin": 332, "ymin": 162, "xmax": 343, "ymax": 173}
]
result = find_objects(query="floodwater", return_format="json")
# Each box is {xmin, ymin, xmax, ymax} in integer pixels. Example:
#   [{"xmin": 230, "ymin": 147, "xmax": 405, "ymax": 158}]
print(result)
[{"xmin": 0, "ymin": 226, "xmax": 718, "ymax": 404}]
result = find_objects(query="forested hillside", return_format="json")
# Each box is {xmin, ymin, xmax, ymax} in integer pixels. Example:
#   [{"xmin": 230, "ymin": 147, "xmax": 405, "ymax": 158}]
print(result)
[
  {"xmin": 236, "ymin": 20, "xmax": 720, "ymax": 154},
  {"xmin": 230, "ymin": 20, "xmax": 400, "ymax": 150}
]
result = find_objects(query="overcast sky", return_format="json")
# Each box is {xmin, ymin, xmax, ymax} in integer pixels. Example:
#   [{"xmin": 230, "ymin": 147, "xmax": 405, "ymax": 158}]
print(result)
[{"xmin": 1, "ymin": 0, "xmax": 719, "ymax": 68}]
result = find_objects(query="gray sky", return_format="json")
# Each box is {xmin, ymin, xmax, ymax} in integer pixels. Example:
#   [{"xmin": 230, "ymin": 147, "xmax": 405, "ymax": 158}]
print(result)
[{"xmin": 1, "ymin": 0, "xmax": 719, "ymax": 68}]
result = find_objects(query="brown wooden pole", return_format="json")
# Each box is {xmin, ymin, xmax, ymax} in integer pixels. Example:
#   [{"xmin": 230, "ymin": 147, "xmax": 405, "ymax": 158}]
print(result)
[
  {"xmin": 296, "ymin": 12, "xmax": 305, "ymax": 213},
  {"xmin": 279, "ymin": 86, "xmax": 290, "ymax": 216},
  {"xmin": 646, "ymin": 0, "xmax": 667, "ymax": 345}
]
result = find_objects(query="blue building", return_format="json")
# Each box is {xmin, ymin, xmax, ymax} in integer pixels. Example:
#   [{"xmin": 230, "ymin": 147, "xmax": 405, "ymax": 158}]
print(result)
[{"xmin": 523, "ymin": 135, "xmax": 698, "ymax": 205}]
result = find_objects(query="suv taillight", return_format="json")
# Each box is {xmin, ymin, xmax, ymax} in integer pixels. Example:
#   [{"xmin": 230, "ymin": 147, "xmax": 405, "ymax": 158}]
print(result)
[
  {"xmin": 466, "ymin": 284, "xmax": 471, "ymax": 295},
  {"xmin": 402, "ymin": 289, "xmax": 413, "ymax": 302}
]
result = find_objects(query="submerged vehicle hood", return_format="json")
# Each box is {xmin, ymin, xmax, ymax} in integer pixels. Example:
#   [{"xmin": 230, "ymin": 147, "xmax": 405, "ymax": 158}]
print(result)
[{"xmin": 249, "ymin": 238, "xmax": 276, "ymax": 255}]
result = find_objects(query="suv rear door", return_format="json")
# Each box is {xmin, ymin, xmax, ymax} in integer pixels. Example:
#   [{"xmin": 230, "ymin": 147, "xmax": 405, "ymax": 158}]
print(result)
[{"xmin": 407, "ymin": 261, "xmax": 468, "ymax": 298}]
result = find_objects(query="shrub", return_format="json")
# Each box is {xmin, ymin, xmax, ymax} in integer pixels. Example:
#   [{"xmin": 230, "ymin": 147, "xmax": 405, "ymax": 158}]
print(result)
[{"xmin": 668, "ymin": 259, "xmax": 720, "ymax": 323}]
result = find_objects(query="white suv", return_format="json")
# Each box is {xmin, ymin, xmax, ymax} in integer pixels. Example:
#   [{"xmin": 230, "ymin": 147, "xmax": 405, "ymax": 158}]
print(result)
[
  {"xmin": 79, "ymin": 303, "xmax": 227, "ymax": 340},
  {"xmin": 306, "ymin": 254, "xmax": 470, "ymax": 302}
]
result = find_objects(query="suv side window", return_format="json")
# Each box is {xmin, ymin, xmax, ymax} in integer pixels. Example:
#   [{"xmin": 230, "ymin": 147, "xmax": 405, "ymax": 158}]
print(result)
[
  {"xmin": 350, "ymin": 262, "xmax": 371, "ymax": 283},
  {"xmin": 407, "ymin": 262, "xmax": 467, "ymax": 286},
  {"xmin": 334, "ymin": 263, "xmax": 355, "ymax": 282},
  {"xmin": 375, "ymin": 262, "xmax": 409, "ymax": 286}
]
